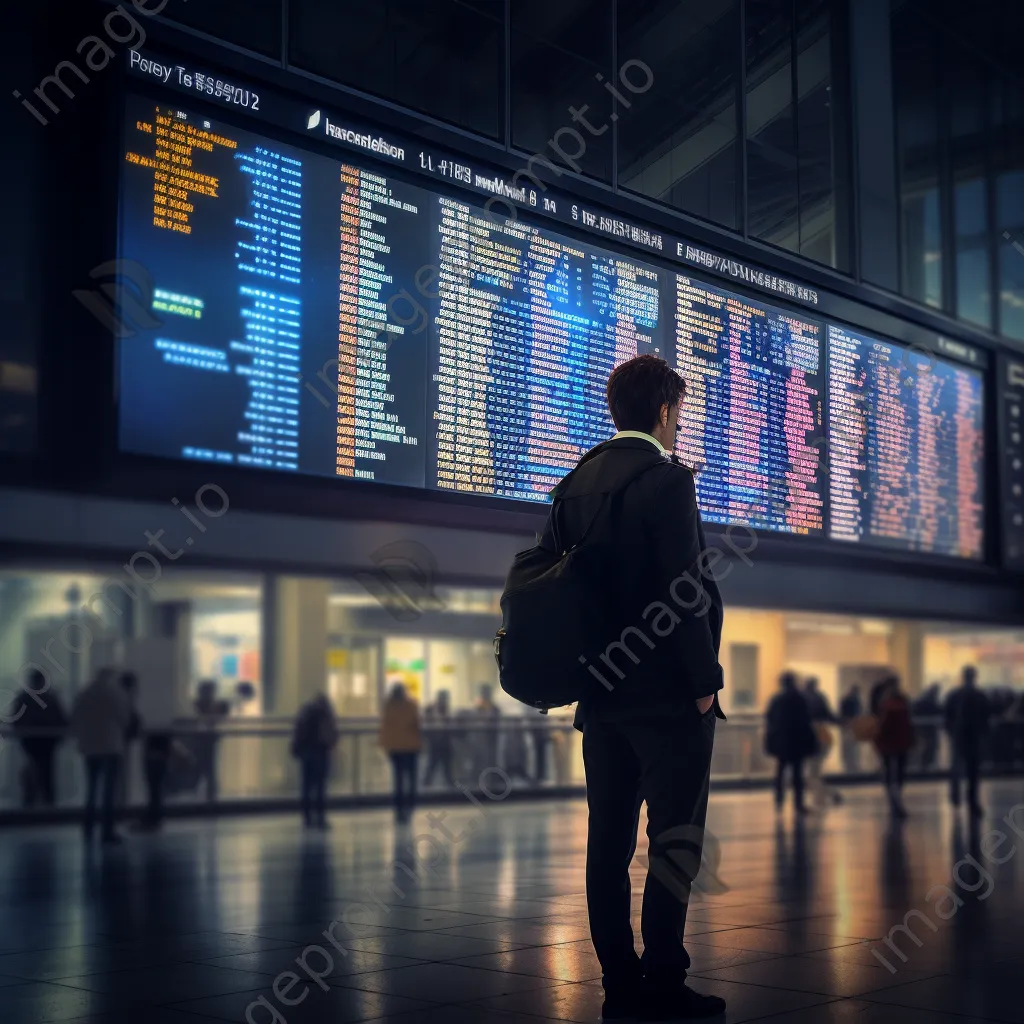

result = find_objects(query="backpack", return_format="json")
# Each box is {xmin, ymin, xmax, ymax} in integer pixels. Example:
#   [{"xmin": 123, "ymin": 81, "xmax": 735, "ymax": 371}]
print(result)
[{"xmin": 494, "ymin": 458, "xmax": 663, "ymax": 710}]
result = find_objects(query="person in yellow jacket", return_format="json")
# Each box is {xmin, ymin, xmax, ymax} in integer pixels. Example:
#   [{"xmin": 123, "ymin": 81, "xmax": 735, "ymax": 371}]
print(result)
[{"xmin": 379, "ymin": 684, "xmax": 422, "ymax": 823}]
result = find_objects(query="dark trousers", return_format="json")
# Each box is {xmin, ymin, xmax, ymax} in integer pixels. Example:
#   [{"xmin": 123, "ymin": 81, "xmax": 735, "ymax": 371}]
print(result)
[
  {"xmin": 950, "ymin": 744, "xmax": 981, "ymax": 809},
  {"xmin": 390, "ymin": 752, "xmax": 419, "ymax": 821},
  {"xmin": 145, "ymin": 759, "xmax": 167, "ymax": 825},
  {"xmin": 423, "ymin": 742, "xmax": 454, "ymax": 787},
  {"xmin": 774, "ymin": 757, "xmax": 805, "ymax": 810},
  {"xmin": 84, "ymin": 754, "xmax": 120, "ymax": 839},
  {"xmin": 21, "ymin": 740, "xmax": 58, "ymax": 807},
  {"xmin": 883, "ymin": 753, "xmax": 907, "ymax": 804},
  {"xmin": 301, "ymin": 751, "xmax": 329, "ymax": 825},
  {"xmin": 582, "ymin": 707, "xmax": 715, "ymax": 991}
]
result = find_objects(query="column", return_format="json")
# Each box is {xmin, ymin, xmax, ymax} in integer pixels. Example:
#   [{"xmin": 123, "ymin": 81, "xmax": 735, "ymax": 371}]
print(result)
[
  {"xmin": 890, "ymin": 622, "xmax": 925, "ymax": 697},
  {"xmin": 267, "ymin": 576, "xmax": 330, "ymax": 716}
]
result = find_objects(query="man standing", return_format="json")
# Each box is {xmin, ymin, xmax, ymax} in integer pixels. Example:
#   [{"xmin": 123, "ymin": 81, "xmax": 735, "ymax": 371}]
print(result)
[
  {"xmin": 291, "ymin": 693, "xmax": 339, "ymax": 830},
  {"xmin": 944, "ymin": 666, "xmax": 992, "ymax": 817},
  {"xmin": 10, "ymin": 669, "xmax": 66, "ymax": 808},
  {"xmin": 803, "ymin": 677, "xmax": 842, "ymax": 807},
  {"xmin": 765, "ymin": 673, "xmax": 817, "ymax": 814},
  {"xmin": 838, "ymin": 684, "xmax": 862, "ymax": 773},
  {"xmin": 423, "ymin": 690, "xmax": 455, "ymax": 788},
  {"xmin": 541, "ymin": 355, "xmax": 725, "ymax": 1020},
  {"xmin": 70, "ymin": 668, "xmax": 133, "ymax": 844}
]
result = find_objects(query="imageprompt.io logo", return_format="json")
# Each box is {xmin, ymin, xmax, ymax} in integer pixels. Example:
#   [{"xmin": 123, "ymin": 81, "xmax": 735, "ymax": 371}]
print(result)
[
  {"xmin": 307, "ymin": 109, "xmax": 322, "ymax": 131},
  {"xmin": 72, "ymin": 258, "xmax": 162, "ymax": 339}
]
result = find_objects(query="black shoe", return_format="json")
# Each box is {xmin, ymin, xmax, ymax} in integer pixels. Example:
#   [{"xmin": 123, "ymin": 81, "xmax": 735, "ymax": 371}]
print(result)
[
  {"xmin": 601, "ymin": 992, "xmax": 639, "ymax": 1021},
  {"xmin": 640, "ymin": 984, "xmax": 726, "ymax": 1020},
  {"xmin": 970, "ymin": 803, "xmax": 984, "ymax": 818}
]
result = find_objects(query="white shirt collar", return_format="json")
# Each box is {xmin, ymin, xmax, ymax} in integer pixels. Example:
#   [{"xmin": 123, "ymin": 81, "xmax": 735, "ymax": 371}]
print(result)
[{"xmin": 611, "ymin": 430, "xmax": 668, "ymax": 455}]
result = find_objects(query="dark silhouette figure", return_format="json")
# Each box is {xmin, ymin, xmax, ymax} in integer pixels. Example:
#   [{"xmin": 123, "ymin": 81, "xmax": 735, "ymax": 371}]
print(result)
[
  {"xmin": 912, "ymin": 683, "xmax": 943, "ymax": 770},
  {"xmin": 529, "ymin": 710, "xmax": 550, "ymax": 783},
  {"xmin": 838, "ymin": 684, "xmax": 862, "ymax": 773},
  {"xmin": 537, "ymin": 355, "xmax": 726, "ymax": 1020},
  {"xmin": 141, "ymin": 732, "xmax": 173, "ymax": 830},
  {"xmin": 803, "ymin": 677, "xmax": 842, "ymax": 808},
  {"xmin": 875, "ymin": 676, "xmax": 915, "ymax": 819},
  {"xmin": 502, "ymin": 717, "xmax": 533, "ymax": 784},
  {"xmin": 472, "ymin": 684, "xmax": 501, "ymax": 777},
  {"xmin": 765, "ymin": 672, "xmax": 817, "ymax": 813},
  {"xmin": 423, "ymin": 690, "xmax": 454, "ymax": 787},
  {"xmin": 292, "ymin": 693, "xmax": 339, "ymax": 829},
  {"xmin": 193, "ymin": 680, "xmax": 229, "ymax": 803},
  {"xmin": 944, "ymin": 666, "xmax": 992, "ymax": 817},
  {"xmin": 379, "ymin": 684, "xmax": 421, "ymax": 824},
  {"xmin": 10, "ymin": 671, "xmax": 66, "ymax": 808},
  {"xmin": 70, "ymin": 668, "xmax": 132, "ymax": 844}
]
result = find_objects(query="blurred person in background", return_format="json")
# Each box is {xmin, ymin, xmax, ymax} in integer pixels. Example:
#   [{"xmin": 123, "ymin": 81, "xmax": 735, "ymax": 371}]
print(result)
[
  {"xmin": 502, "ymin": 715, "xmax": 532, "ymax": 785},
  {"xmin": 803, "ymin": 677, "xmax": 843, "ymax": 808},
  {"xmin": 529, "ymin": 709, "xmax": 550, "ymax": 784},
  {"xmin": 10, "ymin": 669, "xmax": 66, "ymax": 808},
  {"xmin": 291, "ymin": 693, "xmax": 339, "ymax": 830},
  {"xmin": 943, "ymin": 665, "xmax": 992, "ymax": 817},
  {"xmin": 988, "ymin": 686, "xmax": 1016, "ymax": 771},
  {"xmin": 912, "ymin": 683, "xmax": 943, "ymax": 771},
  {"xmin": 875, "ymin": 676, "xmax": 915, "ymax": 819},
  {"xmin": 119, "ymin": 672, "xmax": 142, "ymax": 808},
  {"xmin": 193, "ymin": 679, "xmax": 229, "ymax": 804},
  {"xmin": 765, "ymin": 672, "xmax": 817, "ymax": 814},
  {"xmin": 379, "ymin": 683, "xmax": 421, "ymax": 823},
  {"xmin": 70, "ymin": 667, "xmax": 133, "ymax": 844},
  {"xmin": 869, "ymin": 675, "xmax": 890, "ymax": 716},
  {"xmin": 1009, "ymin": 689, "xmax": 1024, "ymax": 769},
  {"xmin": 472, "ymin": 683, "xmax": 500, "ymax": 776},
  {"xmin": 838, "ymin": 683, "xmax": 862, "ymax": 773},
  {"xmin": 423, "ymin": 689, "xmax": 454, "ymax": 788}
]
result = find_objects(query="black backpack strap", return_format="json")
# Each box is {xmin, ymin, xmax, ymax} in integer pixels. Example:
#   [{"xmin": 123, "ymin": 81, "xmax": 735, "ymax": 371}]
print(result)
[{"xmin": 552, "ymin": 457, "xmax": 666, "ymax": 555}]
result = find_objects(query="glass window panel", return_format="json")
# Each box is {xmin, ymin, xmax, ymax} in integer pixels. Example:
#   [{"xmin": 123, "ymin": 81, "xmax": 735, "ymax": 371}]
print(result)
[
  {"xmin": 948, "ymin": 46, "xmax": 992, "ymax": 329},
  {"xmin": 998, "ymin": 170, "xmax": 1024, "ymax": 340},
  {"xmin": 617, "ymin": 0, "xmax": 740, "ymax": 230},
  {"xmin": 165, "ymin": 0, "xmax": 282, "ymax": 59},
  {"xmin": 745, "ymin": 0, "xmax": 799, "ymax": 251},
  {"xmin": 893, "ymin": 10, "xmax": 944, "ymax": 309},
  {"xmin": 510, "ymin": 0, "xmax": 613, "ymax": 183},
  {"xmin": 795, "ymin": 0, "xmax": 839, "ymax": 267},
  {"xmin": 289, "ymin": 0, "xmax": 504, "ymax": 140},
  {"xmin": 993, "ymin": 73, "xmax": 1024, "ymax": 339}
]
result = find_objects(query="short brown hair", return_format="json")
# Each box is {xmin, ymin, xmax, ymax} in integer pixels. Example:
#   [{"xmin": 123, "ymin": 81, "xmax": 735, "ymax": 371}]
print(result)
[{"xmin": 606, "ymin": 355, "xmax": 686, "ymax": 433}]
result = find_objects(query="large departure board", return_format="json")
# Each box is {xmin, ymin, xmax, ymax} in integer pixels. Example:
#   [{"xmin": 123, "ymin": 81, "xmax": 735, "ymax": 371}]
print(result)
[
  {"xmin": 118, "ymin": 96, "xmax": 986, "ymax": 557},
  {"xmin": 828, "ymin": 325, "xmax": 985, "ymax": 558},
  {"xmin": 674, "ymin": 278, "xmax": 823, "ymax": 534}
]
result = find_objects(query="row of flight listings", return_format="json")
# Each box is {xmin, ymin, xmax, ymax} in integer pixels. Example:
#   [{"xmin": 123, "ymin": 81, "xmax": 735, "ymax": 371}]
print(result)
[{"xmin": 116, "ymin": 99, "xmax": 985, "ymax": 562}]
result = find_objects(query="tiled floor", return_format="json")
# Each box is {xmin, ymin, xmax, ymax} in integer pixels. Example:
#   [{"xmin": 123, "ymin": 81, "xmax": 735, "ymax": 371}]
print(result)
[{"xmin": 0, "ymin": 780, "xmax": 1021, "ymax": 1022}]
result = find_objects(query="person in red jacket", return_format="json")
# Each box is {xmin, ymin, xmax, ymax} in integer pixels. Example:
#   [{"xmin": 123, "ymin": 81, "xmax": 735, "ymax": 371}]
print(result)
[{"xmin": 875, "ymin": 676, "xmax": 916, "ymax": 819}]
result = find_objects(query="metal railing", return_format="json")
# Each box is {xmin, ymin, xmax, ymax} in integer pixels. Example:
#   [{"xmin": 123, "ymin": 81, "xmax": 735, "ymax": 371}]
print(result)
[{"xmin": 1, "ymin": 714, "xmax": 1022, "ymax": 816}]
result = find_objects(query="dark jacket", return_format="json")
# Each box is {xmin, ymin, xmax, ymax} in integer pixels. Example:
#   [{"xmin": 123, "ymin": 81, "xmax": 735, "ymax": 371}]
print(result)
[
  {"xmin": 839, "ymin": 690, "xmax": 862, "ymax": 720},
  {"xmin": 943, "ymin": 687, "xmax": 992, "ymax": 746},
  {"xmin": 876, "ymin": 694, "xmax": 915, "ymax": 756},
  {"xmin": 805, "ymin": 690, "xmax": 838, "ymax": 724},
  {"xmin": 291, "ymin": 700, "xmax": 339, "ymax": 759},
  {"xmin": 765, "ymin": 690, "xmax": 817, "ymax": 760},
  {"xmin": 539, "ymin": 437, "xmax": 724, "ymax": 726}
]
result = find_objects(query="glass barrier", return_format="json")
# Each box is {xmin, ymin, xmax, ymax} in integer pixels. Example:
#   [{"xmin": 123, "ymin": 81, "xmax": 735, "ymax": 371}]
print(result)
[{"xmin": 1, "ymin": 715, "xmax": 1021, "ymax": 814}]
